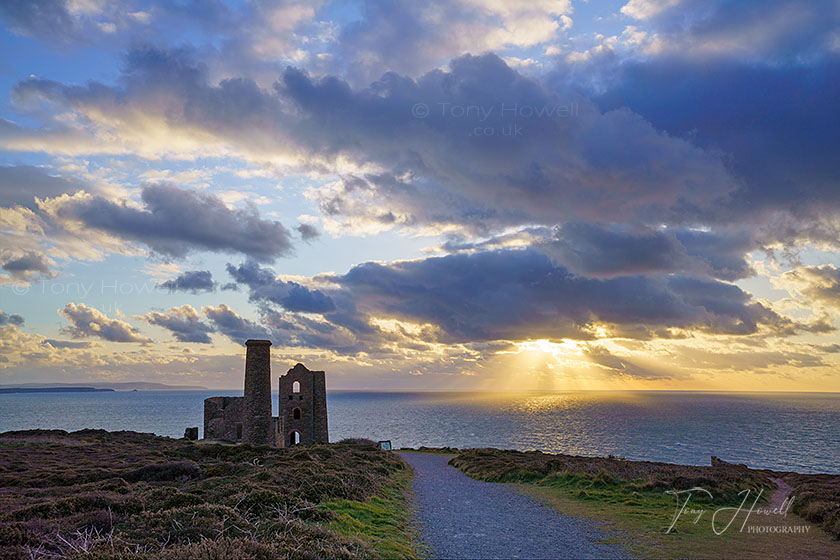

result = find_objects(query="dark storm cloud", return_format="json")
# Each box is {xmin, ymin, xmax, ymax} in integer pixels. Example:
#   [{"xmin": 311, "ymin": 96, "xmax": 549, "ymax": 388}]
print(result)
[
  {"xmin": 672, "ymin": 229, "xmax": 755, "ymax": 281},
  {"xmin": 0, "ymin": 0, "xmax": 237, "ymax": 45},
  {"xmin": 592, "ymin": 56, "xmax": 840, "ymax": 246},
  {"xmin": 1, "ymin": 252, "xmax": 54, "ymax": 280},
  {"xmin": 202, "ymin": 303, "xmax": 270, "ymax": 344},
  {"xmin": 226, "ymin": 260, "xmax": 336, "ymax": 313},
  {"xmin": 12, "ymin": 48, "xmax": 738, "ymax": 235},
  {"xmin": 60, "ymin": 303, "xmax": 151, "ymax": 343},
  {"xmin": 0, "ymin": 165, "xmax": 90, "ymax": 209},
  {"xmin": 261, "ymin": 307, "xmax": 366, "ymax": 354},
  {"xmin": 539, "ymin": 223, "xmax": 755, "ymax": 281},
  {"xmin": 159, "ymin": 270, "xmax": 216, "ymax": 293},
  {"xmin": 279, "ymin": 53, "xmax": 737, "ymax": 232},
  {"xmin": 623, "ymin": 0, "xmax": 839, "ymax": 60},
  {"xmin": 143, "ymin": 305, "xmax": 214, "ymax": 344},
  {"xmin": 0, "ymin": 0, "xmax": 77, "ymax": 42},
  {"xmin": 3, "ymin": 5, "xmax": 837, "ymax": 259},
  {"xmin": 544, "ymin": 223, "xmax": 688, "ymax": 277},
  {"xmin": 203, "ymin": 246, "xmax": 819, "ymax": 353},
  {"xmin": 0, "ymin": 310, "xmax": 24, "ymax": 326},
  {"xmin": 331, "ymin": 249, "xmax": 806, "ymax": 343},
  {"xmin": 56, "ymin": 183, "xmax": 293, "ymax": 261}
]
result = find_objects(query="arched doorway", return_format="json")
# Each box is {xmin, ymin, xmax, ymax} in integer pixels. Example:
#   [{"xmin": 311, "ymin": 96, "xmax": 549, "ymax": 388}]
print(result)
[{"xmin": 289, "ymin": 430, "xmax": 301, "ymax": 446}]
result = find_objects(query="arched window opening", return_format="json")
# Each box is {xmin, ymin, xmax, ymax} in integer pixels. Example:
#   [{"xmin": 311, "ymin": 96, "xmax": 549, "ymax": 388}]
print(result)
[
  {"xmin": 289, "ymin": 431, "xmax": 301, "ymax": 446},
  {"xmin": 293, "ymin": 407, "xmax": 301, "ymax": 420},
  {"xmin": 292, "ymin": 381, "xmax": 300, "ymax": 393}
]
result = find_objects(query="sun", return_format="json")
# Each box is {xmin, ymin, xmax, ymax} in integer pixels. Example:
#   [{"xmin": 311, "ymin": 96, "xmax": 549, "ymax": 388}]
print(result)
[{"xmin": 514, "ymin": 339, "xmax": 583, "ymax": 360}]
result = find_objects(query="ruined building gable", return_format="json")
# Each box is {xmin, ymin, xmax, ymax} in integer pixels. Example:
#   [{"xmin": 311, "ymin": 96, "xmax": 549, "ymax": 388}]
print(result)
[{"xmin": 279, "ymin": 363, "xmax": 329, "ymax": 446}]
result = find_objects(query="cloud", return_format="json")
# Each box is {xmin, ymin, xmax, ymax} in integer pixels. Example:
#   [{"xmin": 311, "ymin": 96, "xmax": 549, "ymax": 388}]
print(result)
[
  {"xmin": 673, "ymin": 345, "xmax": 829, "ymax": 371},
  {"xmin": 621, "ymin": 0, "xmax": 682, "ymax": 20},
  {"xmin": 211, "ymin": 246, "xmax": 823, "ymax": 355},
  {"xmin": 536, "ymin": 223, "xmax": 755, "ymax": 281},
  {"xmin": 619, "ymin": 0, "xmax": 839, "ymax": 60},
  {"xmin": 336, "ymin": 0, "xmax": 572, "ymax": 83},
  {"xmin": 590, "ymin": 43, "xmax": 840, "ymax": 253},
  {"xmin": 780, "ymin": 265, "xmax": 840, "ymax": 310},
  {"xmin": 7, "ymin": 49, "xmax": 738, "ymax": 237},
  {"xmin": 1, "ymin": 252, "xmax": 54, "ymax": 280},
  {"xmin": 543, "ymin": 223, "xmax": 689, "ymax": 277},
  {"xmin": 280, "ymin": 54, "xmax": 738, "ymax": 234},
  {"xmin": 143, "ymin": 305, "xmax": 215, "ymax": 343},
  {"xmin": 0, "ymin": 0, "xmax": 238, "ymax": 46},
  {"xmin": 331, "ymin": 248, "xmax": 806, "ymax": 343},
  {"xmin": 1, "ymin": 2, "xmax": 839, "ymax": 389},
  {"xmin": 41, "ymin": 339, "xmax": 96, "ymax": 349},
  {"xmin": 584, "ymin": 344, "xmax": 676, "ymax": 379},
  {"xmin": 0, "ymin": 165, "xmax": 90, "ymax": 209},
  {"xmin": 296, "ymin": 223, "xmax": 320, "ymax": 242},
  {"xmin": 0, "ymin": 310, "xmax": 24, "ymax": 326},
  {"xmin": 52, "ymin": 183, "xmax": 293, "ymax": 261},
  {"xmin": 262, "ymin": 307, "xmax": 365, "ymax": 354},
  {"xmin": 59, "ymin": 303, "xmax": 151, "ymax": 343},
  {"xmin": 202, "ymin": 303, "xmax": 270, "ymax": 344},
  {"xmin": 159, "ymin": 270, "xmax": 216, "ymax": 293},
  {"xmin": 0, "ymin": 0, "xmax": 81, "ymax": 42},
  {"xmin": 226, "ymin": 260, "xmax": 336, "ymax": 313}
]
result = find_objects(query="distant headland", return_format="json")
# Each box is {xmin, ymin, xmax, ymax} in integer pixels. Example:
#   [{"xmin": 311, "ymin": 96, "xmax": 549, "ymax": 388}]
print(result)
[
  {"xmin": 0, "ymin": 381, "xmax": 208, "ymax": 391},
  {"xmin": 0, "ymin": 387, "xmax": 114, "ymax": 394}
]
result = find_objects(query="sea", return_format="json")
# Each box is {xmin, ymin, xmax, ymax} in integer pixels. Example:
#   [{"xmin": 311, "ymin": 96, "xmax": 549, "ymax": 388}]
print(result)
[{"xmin": 0, "ymin": 390, "xmax": 837, "ymax": 474}]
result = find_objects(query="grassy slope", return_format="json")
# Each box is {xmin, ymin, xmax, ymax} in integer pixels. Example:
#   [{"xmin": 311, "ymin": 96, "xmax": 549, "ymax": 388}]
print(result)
[
  {"xmin": 451, "ymin": 448, "xmax": 840, "ymax": 559},
  {"xmin": 321, "ymin": 467, "xmax": 419, "ymax": 559},
  {"xmin": 0, "ymin": 430, "xmax": 418, "ymax": 560}
]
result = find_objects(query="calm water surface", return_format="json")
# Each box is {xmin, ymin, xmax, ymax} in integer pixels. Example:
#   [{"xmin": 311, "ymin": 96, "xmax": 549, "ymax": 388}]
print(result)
[{"xmin": 0, "ymin": 390, "xmax": 837, "ymax": 473}]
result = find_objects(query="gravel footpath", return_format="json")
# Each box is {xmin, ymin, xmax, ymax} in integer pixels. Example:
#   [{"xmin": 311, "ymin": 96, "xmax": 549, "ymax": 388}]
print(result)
[{"xmin": 398, "ymin": 452, "xmax": 631, "ymax": 560}]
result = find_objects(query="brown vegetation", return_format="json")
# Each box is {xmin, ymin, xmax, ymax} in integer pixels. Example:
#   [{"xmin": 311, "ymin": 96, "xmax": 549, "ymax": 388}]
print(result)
[
  {"xmin": 783, "ymin": 472, "xmax": 840, "ymax": 539},
  {"xmin": 0, "ymin": 429, "xmax": 410, "ymax": 559}
]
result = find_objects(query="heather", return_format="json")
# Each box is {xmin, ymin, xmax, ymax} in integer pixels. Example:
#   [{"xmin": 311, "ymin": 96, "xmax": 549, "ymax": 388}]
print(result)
[{"xmin": 0, "ymin": 430, "xmax": 416, "ymax": 559}]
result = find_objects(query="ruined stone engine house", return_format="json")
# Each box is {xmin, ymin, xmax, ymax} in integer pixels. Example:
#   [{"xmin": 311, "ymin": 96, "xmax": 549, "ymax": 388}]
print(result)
[{"xmin": 203, "ymin": 339, "xmax": 328, "ymax": 447}]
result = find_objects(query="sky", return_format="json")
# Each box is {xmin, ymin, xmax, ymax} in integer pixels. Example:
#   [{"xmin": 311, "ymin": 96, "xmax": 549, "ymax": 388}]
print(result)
[{"xmin": 0, "ymin": 0, "xmax": 839, "ymax": 391}]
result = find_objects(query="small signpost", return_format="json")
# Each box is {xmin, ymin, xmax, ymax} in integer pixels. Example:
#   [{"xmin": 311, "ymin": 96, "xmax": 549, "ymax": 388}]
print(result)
[{"xmin": 378, "ymin": 440, "xmax": 392, "ymax": 451}]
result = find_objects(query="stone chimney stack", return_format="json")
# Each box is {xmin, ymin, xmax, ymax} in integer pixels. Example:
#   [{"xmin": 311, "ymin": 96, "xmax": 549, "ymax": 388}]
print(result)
[{"xmin": 242, "ymin": 339, "xmax": 272, "ymax": 446}]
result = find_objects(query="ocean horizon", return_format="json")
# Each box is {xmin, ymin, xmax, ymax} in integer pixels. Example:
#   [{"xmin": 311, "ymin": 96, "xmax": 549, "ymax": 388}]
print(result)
[{"xmin": 2, "ymin": 389, "xmax": 838, "ymax": 474}]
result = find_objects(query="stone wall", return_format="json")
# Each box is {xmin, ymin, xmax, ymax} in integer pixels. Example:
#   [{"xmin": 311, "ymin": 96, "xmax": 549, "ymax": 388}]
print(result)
[
  {"xmin": 204, "ymin": 396, "xmax": 244, "ymax": 441},
  {"xmin": 278, "ymin": 363, "xmax": 329, "ymax": 446}
]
